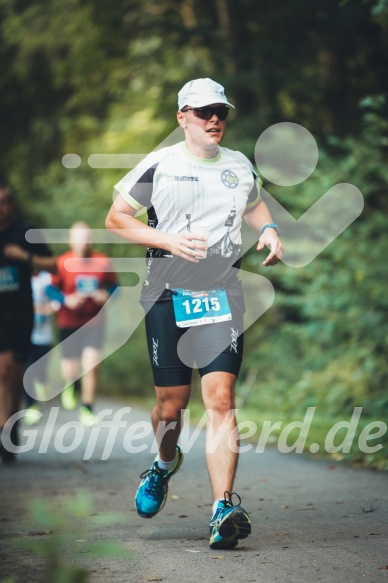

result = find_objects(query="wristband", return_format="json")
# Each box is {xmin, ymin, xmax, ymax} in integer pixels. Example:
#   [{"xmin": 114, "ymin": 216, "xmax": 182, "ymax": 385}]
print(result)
[
  {"xmin": 26, "ymin": 251, "xmax": 33, "ymax": 264},
  {"xmin": 261, "ymin": 223, "xmax": 281, "ymax": 236}
]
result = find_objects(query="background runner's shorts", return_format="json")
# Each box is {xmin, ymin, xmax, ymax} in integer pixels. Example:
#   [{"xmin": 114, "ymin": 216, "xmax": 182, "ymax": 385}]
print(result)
[
  {"xmin": 59, "ymin": 322, "xmax": 105, "ymax": 359},
  {"xmin": 0, "ymin": 305, "xmax": 33, "ymax": 363},
  {"xmin": 144, "ymin": 297, "xmax": 244, "ymax": 386}
]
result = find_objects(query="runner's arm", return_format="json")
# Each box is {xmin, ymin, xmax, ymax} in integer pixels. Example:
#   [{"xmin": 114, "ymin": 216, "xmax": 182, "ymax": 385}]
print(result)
[
  {"xmin": 3, "ymin": 244, "xmax": 57, "ymax": 272},
  {"xmin": 105, "ymin": 192, "xmax": 207, "ymax": 263},
  {"xmin": 244, "ymin": 200, "xmax": 284, "ymax": 266}
]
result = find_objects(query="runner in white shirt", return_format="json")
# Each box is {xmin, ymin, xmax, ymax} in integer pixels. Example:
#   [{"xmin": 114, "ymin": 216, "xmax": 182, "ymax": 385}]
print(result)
[
  {"xmin": 24, "ymin": 271, "xmax": 57, "ymax": 425},
  {"xmin": 106, "ymin": 78, "xmax": 283, "ymax": 549}
]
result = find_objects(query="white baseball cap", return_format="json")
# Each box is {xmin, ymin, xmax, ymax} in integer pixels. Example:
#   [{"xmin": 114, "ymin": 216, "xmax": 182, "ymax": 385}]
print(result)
[{"xmin": 178, "ymin": 78, "xmax": 235, "ymax": 110}]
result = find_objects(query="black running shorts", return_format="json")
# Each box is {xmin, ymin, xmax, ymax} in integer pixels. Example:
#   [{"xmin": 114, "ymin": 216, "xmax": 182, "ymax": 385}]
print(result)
[
  {"xmin": 143, "ymin": 296, "xmax": 244, "ymax": 387},
  {"xmin": 0, "ymin": 305, "xmax": 33, "ymax": 363}
]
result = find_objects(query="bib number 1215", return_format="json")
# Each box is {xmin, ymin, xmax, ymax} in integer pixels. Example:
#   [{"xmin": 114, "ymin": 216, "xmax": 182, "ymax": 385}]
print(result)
[
  {"xmin": 172, "ymin": 288, "xmax": 232, "ymax": 327},
  {"xmin": 182, "ymin": 296, "xmax": 220, "ymax": 314}
]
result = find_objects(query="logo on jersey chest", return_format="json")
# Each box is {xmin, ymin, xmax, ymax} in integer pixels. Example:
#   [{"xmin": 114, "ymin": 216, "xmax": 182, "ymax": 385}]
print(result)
[
  {"xmin": 174, "ymin": 175, "xmax": 199, "ymax": 182},
  {"xmin": 221, "ymin": 169, "xmax": 239, "ymax": 189}
]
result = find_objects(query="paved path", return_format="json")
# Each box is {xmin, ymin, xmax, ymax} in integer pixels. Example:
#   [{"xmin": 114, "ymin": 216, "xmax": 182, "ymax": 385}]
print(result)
[{"xmin": 1, "ymin": 399, "xmax": 387, "ymax": 583}]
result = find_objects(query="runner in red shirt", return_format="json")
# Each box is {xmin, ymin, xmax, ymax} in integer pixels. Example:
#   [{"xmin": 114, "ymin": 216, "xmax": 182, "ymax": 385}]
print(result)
[{"xmin": 47, "ymin": 222, "xmax": 118, "ymax": 427}]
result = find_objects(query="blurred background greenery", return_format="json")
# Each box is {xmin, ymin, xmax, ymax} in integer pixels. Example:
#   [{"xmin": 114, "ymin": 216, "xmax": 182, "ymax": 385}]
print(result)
[{"xmin": 1, "ymin": 0, "xmax": 387, "ymax": 466}]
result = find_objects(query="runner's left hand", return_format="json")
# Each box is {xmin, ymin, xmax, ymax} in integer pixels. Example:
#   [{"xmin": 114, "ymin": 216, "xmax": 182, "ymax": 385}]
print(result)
[{"xmin": 257, "ymin": 232, "xmax": 283, "ymax": 266}]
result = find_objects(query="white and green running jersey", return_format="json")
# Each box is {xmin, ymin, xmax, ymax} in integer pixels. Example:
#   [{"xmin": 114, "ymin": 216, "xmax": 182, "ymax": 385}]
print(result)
[{"xmin": 114, "ymin": 141, "xmax": 261, "ymax": 300}]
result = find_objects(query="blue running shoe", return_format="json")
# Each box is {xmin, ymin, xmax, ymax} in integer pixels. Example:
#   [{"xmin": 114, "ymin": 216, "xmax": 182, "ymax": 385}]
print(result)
[
  {"xmin": 135, "ymin": 445, "xmax": 184, "ymax": 518},
  {"xmin": 210, "ymin": 491, "xmax": 251, "ymax": 549}
]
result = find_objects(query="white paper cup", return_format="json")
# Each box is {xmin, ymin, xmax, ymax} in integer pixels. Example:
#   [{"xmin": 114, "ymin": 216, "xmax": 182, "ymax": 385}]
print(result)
[{"xmin": 191, "ymin": 222, "xmax": 210, "ymax": 259}]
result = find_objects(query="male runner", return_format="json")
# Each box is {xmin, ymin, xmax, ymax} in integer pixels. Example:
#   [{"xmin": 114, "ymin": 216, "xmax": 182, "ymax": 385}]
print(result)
[{"xmin": 106, "ymin": 78, "xmax": 283, "ymax": 548}]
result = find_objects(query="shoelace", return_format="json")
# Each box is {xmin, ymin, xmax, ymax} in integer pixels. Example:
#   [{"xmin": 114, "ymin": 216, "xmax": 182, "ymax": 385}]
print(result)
[
  {"xmin": 139, "ymin": 466, "xmax": 167, "ymax": 498},
  {"xmin": 210, "ymin": 491, "xmax": 242, "ymax": 528},
  {"xmin": 222, "ymin": 490, "xmax": 242, "ymax": 507}
]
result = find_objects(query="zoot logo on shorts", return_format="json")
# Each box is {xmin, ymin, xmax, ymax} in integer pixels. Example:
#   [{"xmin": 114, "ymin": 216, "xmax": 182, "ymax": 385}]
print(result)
[
  {"xmin": 152, "ymin": 338, "xmax": 159, "ymax": 366},
  {"xmin": 221, "ymin": 169, "xmax": 239, "ymax": 189},
  {"xmin": 230, "ymin": 327, "xmax": 239, "ymax": 354}
]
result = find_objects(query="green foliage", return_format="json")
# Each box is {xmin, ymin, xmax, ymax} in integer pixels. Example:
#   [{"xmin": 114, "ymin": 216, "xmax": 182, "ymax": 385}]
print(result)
[
  {"xmin": 240, "ymin": 104, "xmax": 388, "ymax": 467},
  {"xmin": 5, "ymin": 492, "xmax": 134, "ymax": 583}
]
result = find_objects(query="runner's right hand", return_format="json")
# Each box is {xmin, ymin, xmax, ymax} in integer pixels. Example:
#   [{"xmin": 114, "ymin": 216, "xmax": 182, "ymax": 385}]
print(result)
[{"xmin": 163, "ymin": 232, "xmax": 207, "ymax": 263}]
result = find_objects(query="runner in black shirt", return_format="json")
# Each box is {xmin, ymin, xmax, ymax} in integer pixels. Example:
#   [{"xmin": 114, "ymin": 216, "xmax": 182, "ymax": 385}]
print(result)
[{"xmin": 0, "ymin": 183, "xmax": 55, "ymax": 463}]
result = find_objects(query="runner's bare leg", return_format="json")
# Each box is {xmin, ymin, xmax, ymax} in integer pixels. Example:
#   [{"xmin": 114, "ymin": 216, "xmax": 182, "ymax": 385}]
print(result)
[
  {"xmin": 201, "ymin": 371, "xmax": 239, "ymax": 501},
  {"xmin": 152, "ymin": 385, "xmax": 191, "ymax": 461}
]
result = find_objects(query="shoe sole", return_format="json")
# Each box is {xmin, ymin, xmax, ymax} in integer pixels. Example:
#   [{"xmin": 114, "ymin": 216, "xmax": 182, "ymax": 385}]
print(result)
[
  {"xmin": 219, "ymin": 508, "xmax": 251, "ymax": 540},
  {"xmin": 135, "ymin": 448, "xmax": 184, "ymax": 519},
  {"xmin": 209, "ymin": 507, "xmax": 251, "ymax": 549},
  {"xmin": 210, "ymin": 537, "xmax": 238, "ymax": 550}
]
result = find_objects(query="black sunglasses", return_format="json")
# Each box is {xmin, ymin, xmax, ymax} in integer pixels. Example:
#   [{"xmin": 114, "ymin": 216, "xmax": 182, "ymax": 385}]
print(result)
[{"xmin": 181, "ymin": 105, "xmax": 230, "ymax": 121}]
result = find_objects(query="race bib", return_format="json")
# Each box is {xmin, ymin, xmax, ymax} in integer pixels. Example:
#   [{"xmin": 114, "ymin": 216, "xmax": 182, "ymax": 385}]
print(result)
[
  {"xmin": 0, "ymin": 266, "xmax": 20, "ymax": 293},
  {"xmin": 172, "ymin": 288, "xmax": 231, "ymax": 328},
  {"xmin": 75, "ymin": 275, "xmax": 99, "ymax": 295}
]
